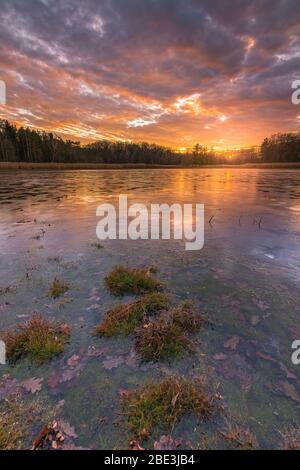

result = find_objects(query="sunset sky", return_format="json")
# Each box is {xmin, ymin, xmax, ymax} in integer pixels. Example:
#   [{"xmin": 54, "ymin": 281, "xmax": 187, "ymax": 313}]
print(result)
[{"xmin": 0, "ymin": 0, "xmax": 299, "ymax": 150}]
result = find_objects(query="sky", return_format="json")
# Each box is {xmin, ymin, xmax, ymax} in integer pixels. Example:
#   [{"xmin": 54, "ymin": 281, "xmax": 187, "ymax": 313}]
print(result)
[{"xmin": 0, "ymin": 0, "xmax": 299, "ymax": 150}]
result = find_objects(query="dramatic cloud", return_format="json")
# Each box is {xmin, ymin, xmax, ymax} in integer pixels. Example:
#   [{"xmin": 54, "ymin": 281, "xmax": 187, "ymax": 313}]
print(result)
[{"xmin": 0, "ymin": 0, "xmax": 299, "ymax": 149}]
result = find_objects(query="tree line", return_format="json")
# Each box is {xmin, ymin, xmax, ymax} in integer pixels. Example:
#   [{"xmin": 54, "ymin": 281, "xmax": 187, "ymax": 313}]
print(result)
[
  {"xmin": 0, "ymin": 120, "xmax": 181, "ymax": 165},
  {"xmin": 0, "ymin": 120, "xmax": 299, "ymax": 164},
  {"xmin": 261, "ymin": 133, "xmax": 300, "ymax": 162}
]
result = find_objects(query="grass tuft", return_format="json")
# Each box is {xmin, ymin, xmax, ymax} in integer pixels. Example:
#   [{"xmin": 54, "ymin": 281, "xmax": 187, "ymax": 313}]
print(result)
[
  {"xmin": 221, "ymin": 422, "xmax": 258, "ymax": 449},
  {"xmin": 48, "ymin": 277, "xmax": 69, "ymax": 298},
  {"xmin": 169, "ymin": 300, "xmax": 202, "ymax": 333},
  {"xmin": 95, "ymin": 292, "xmax": 169, "ymax": 337},
  {"xmin": 134, "ymin": 318, "xmax": 191, "ymax": 361},
  {"xmin": 122, "ymin": 375, "xmax": 216, "ymax": 439},
  {"xmin": 134, "ymin": 300, "xmax": 200, "ymax": 361},
  {"xmin": 105, "ymin": 266, "xmax": 163, "ymax": 296},
  {"xmin": 2, "ymin": 314, "xmax": 70, "ymax": 364}
]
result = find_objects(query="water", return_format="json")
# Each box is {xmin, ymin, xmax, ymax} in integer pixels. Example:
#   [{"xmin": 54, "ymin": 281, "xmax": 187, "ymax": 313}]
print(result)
[{"xmin": 0, "ymin": 168, "xmax": 300, "ymax": 449}]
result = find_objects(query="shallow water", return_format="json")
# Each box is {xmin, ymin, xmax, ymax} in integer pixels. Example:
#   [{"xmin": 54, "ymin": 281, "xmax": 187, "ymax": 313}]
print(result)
[{"xmin": 0, "ymin": 168, "xmax": 300, "ymax": 449}]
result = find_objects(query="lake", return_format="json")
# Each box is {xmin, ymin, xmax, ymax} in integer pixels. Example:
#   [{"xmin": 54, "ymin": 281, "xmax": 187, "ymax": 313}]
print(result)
[{"xmin": 0, "ymin": 168, "xmax": 300, "ymax": 449}]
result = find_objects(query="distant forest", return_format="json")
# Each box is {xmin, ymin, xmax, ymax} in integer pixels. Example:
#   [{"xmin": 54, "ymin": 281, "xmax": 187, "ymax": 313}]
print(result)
[{"xmin": 0, "ymin": 120, "xmax": 299, "ymax": 165}]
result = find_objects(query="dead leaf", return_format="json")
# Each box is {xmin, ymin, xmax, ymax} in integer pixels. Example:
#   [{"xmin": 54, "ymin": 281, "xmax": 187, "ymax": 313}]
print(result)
[
  {"xmin": 154, "ymin": 435, "xmax": 182, "ymax": 450},
  {"xmin": 59, "ymin": 323, "xmax": 70, "ymax": 335},
  {"xmin": 87, "ymin": 303, "xmax": 100, "ymax": 311},
  {"xmin": 119, "ymin": 388, "xmax": 131, "ymax": 399},
  {"xmin": 268, "ymin": 381, "xmax": 300, "ymax": 402},
  {"xmin": 250, "ymin": 315, "xmax": 260, "ymax": 326},
  {"xmin": 32, "ymin": 425, "xmax": 50, "ymax": 450},
  {"xmin": 216, "ymin": 354, "xmax": 252, "ymax": 392},
  {"xmin": 0, "ymin": 375, "xmax": 20, "ymax": 400},
  {"xmin": 89, "ymin": 288, "xmax": 100, "ymax": 301},
  {"xmin": 124, "ymin": 349, "xmax": 138, "ymax": 369},
  {"xmin": 22, "ymin": 377, "xmax": 43, "ymax": 394},
  {"xmin": 58, "ymin": 420, "xmax": 78, "ymax": 438},
  {"xmin": 47, "ymin": 373, "xmax": 60, "ymax": 389},
  {"xmin": 87, "ymin": 346, "xmax": 108, "ymax": 357},
  {"xmin": 279, "ymin": 362, "xmax": 297, "ymax": 380},
  {"xmin": 102, "ymin": 356, "xmax": 124, "ymax": 370},
  {"xmin": 252, "ymin": 298, "xmax": 270, "ymax": 311},
  {"xmin": 214, "ymin": 353, "xmax": 227, "ymax": 361},
  {"xmin": 224, "ymin": 336, "xmax": 240, "ymax": 350},
  {"xmin": 171, "ymin": 392, "xmax": 179, "ymax": 407},
  {"xmin": 256, "ymin": 351, "xmax": 276, "ymax": 362},
  {"xmin": 67, "ymin": 354, "xmax": 80, "ymax": 367},
  {"xmin": 130, "ymin": 440, "xmax": 145, "ymax": 450}
]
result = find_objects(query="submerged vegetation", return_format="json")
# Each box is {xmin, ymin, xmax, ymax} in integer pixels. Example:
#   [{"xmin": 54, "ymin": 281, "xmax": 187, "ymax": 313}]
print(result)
[
  {"xmin": 122, "ymin": 376, "xmax": 217, "ymax": 439},
  {"xmin": 48, "ymin": 277, "xmax": 69, "ymax": 298},
  {"xmin": 2, "ymin": 314, "xmax": 70, "ymax": 364},
  {"xmin": 0, "ymin": 286, "xmax": 14, "ymax": 296},
  {"xmin": 95, "ymin": 292, "xmax": 169, "ymax": 337},
  {"xmin": 221, "ymin": 423, "xmax": 258, "ymax": 450},
  {"xmin": 105, "ymin": 266, "xmax": 163, "ymax": 296},
  {"xmin": 280, "ymin": 428, "xmax": 300, "ymax": 450},
  {"xmin": 90, "ymin": 242, "xmax": 103, "ymax": 250}
]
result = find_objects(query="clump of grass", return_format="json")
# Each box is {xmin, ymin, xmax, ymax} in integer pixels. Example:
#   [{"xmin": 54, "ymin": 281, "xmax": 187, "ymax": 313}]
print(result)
[
  {"xmin": 48, "ymin": 277, "xmax": 69, "ymax": 298},
  {"xmin": 95, "ymin": 292, "xmax": 169, "ymax": 337},
  {"xmin": 122, "ymin": 375, "xmax": 216, "ymax": 439},
  {"xmin": 91, "ymin": 242, "xmax": 103, "ymax": 250},
  {"xmin": 134, "ymin": 318, "xmax": 191, "ymax": 361},
  {"xmin": 133, "ymin": 300, "xmax": 200, "ymax": 361},
  {"xmin": 221, "ymin": 423, "xmax": 258, "ymax": 450},
  {"xmin": 2, "ymin": 314, "xmax": 70, "ymax": 364},
  {"xmin": 169, "ymin": 300, "xmax": 202, "ymax": 333},
  {"xmin": 105, "ymin": 266, "xmax": 163, "ymax": 296}
]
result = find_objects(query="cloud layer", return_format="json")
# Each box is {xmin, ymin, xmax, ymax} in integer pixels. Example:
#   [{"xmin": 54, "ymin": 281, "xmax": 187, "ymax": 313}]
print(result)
[{"xmin": 0, "ymin": 0, "xmax": 299, "ymax": 149}]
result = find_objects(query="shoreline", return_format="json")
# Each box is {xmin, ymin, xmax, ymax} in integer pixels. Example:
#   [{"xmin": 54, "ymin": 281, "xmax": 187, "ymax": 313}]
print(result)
[{"xmin": 0, "ymin": 161, "xmax": 300, "ymax": 170}]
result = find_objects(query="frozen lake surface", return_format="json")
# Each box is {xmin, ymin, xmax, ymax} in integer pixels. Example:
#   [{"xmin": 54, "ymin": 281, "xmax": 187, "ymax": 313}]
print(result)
[{"xmin": 0, "ymin": 168, "xmax": 300, "ymax": 449}]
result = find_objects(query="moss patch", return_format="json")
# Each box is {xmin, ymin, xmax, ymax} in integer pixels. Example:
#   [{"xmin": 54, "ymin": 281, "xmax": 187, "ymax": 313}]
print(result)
[
  {"xmin": 122, "ymin": 375, "xmax": 216, "ymax": 439},
  {"xmin": 2, "ymin": 314, "xmax": 70, "ymax": 364},
  {"xmin": 95, "ymin": 292, "xmax": 169, "ymax": 337},
  {"xmin": 48, "ymin": 277, "xmax": 69, "ymax": 298},
  {"xmin": 105, "ymin": 266, "xmax": 163, "ymax": 296}
]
